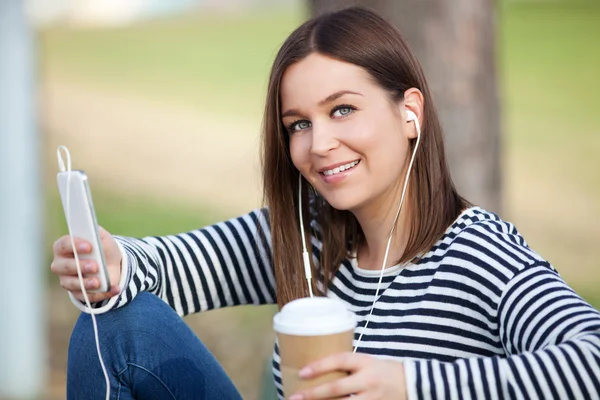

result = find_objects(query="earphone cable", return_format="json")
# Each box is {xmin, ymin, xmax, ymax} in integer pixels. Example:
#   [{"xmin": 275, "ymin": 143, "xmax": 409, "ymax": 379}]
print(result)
[
  {"xmin": 298, "ymin": 174, "xmax": 314, "ymax": 298},
  {"xmin": 57, "ymin": 146, "xmax": 111, "ymax": 400},
  {"xmin": 353, "ymin": 115, "xmax": 421, "ymax": 352}
]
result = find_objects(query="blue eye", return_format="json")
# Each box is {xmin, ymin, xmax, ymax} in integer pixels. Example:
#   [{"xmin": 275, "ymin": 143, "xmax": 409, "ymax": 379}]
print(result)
[
  {"xmin": 288, "ymin": 120, "xmax": 311, "ymax": 133},
  {"xmin": 331, "ymin": 105, "xmax": 356, "ymax": 118}
]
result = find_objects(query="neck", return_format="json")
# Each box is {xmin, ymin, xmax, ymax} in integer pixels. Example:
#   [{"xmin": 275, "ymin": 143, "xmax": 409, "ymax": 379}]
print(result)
[{"xmin": 353, "ymin": 182, "xmax": 412, "ymax": 271}]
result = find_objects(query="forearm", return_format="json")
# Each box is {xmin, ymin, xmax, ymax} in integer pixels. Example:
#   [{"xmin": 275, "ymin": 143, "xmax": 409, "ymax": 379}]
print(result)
[
  {"xmin": 72, "ymin": 209, "xmax": 276, "ymax": 316},
  {"xmin": 404, "ymin": 332, "xmax": 600, "ymax": 400}
]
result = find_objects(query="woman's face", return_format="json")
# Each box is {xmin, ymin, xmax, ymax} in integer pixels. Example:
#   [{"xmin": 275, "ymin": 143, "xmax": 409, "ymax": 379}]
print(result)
[{"xmin": 281, "ymin": 53, "xmax": 418, "ymax": 213}]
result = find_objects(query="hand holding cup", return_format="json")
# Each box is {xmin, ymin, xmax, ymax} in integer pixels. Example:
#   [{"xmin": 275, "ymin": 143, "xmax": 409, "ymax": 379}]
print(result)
[{"xmin": 273, "ymin": 297, "xmax": 357, "ymax": 398}]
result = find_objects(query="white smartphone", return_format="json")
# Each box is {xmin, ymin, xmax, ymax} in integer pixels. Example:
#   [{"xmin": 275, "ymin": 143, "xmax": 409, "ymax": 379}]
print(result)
[{"xmin": 57, "ymin": 170, "xmax": 110, "ymax": 293}]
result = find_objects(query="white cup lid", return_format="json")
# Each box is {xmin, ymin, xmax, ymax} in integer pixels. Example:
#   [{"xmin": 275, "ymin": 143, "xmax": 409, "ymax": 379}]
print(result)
[{"xmin": 273, "ymin": 297, "xmax": 356, "ymax": 336}]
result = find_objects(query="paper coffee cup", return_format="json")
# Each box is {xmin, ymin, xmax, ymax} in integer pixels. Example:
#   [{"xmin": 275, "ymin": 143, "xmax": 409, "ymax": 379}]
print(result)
[{"xmin": 273, "ymin": 297, "xmax": 356, "ymax": 398}]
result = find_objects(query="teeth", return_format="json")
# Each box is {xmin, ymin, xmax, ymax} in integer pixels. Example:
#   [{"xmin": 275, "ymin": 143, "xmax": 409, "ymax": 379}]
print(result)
[{"xmin": 322, "ymin": 160, "xmax": 359, "ymax": 176}]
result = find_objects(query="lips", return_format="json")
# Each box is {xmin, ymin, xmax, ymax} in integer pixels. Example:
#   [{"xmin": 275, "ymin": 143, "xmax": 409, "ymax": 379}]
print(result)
[{"xmin": 319, "ymin": 160, "xmax": 360, "ymax": 176}]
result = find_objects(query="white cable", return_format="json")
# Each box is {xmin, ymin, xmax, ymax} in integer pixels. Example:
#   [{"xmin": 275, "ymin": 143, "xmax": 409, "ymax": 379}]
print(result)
[
  {"xmin": 353, "ymin": 114, "xmax": 421, "ymax": 353},
  {"xmin": 57, "ymin": 146, "xmax": 111, "ymax": 400},
  {"xmin": 298, "ymin": 174, "xmax": 314, "ymax": 298}
]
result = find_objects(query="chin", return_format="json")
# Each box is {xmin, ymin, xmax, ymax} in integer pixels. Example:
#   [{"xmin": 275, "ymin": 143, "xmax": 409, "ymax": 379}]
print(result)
[{"xmin": 319, "ymin": 192, "xmax": 362, "ymax": 212}]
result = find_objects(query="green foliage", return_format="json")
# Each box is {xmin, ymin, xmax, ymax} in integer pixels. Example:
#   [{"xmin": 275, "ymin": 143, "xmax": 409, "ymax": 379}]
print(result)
[
  {"xmin": 498, "ymin": 1, "xmax": 600, "ymax": 289},
  {"xmin": 583, "ymin": 291, "xmax": 600, "ymax": 311},
  {"xmin": 501, "ymin": 1, "xmax": 600, "ymax": 188}
]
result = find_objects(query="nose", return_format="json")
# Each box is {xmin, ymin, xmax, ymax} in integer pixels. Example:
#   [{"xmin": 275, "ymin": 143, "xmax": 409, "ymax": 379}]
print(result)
[{"xmin": 310, "ymin": 122, "xmax": 339, "ymax": 156}]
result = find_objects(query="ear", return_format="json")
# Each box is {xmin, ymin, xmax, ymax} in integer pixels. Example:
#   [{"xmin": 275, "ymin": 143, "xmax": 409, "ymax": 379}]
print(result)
[{"xmin": 400, "ymin": 88, "xmax": 424, "ymax": 139}]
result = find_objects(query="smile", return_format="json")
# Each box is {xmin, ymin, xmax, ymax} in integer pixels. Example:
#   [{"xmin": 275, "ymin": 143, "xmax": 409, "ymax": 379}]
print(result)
[{"xmin": 321, "ymin": 160, "xmax": 360, "ymax": 176}]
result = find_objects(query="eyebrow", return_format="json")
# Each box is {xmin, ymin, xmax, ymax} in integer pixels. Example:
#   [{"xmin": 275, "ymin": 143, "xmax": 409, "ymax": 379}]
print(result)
[{"xmin": 281, "ymin": 90, "xmax": 363, "ymax": 118}]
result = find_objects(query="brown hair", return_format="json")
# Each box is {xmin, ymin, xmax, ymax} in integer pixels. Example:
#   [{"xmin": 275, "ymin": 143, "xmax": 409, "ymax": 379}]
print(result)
[{"xmin": 262, "ymin": 7, "xmax": 469, "ymax": 307}]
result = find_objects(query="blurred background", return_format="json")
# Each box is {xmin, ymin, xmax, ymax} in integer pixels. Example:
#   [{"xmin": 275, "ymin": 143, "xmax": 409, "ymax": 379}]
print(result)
[{"xmin": 0, "ymin": 0, "xmax": 598, "ymax": 398}]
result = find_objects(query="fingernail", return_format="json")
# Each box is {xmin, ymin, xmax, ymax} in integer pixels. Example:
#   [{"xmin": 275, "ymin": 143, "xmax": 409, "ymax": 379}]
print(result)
[
  {"xmin": 289, "ymin": 395, "xmax": 303, "ymax": 400},
  {"xmin": 298, "ymin": 367, "xmax": 312, "ymax": 379},
  {"xmin": 84, "ymin": 262, "xmax": 94, "ymax": 273},
  {"xmin": 78, "ymin": 243, "xmax": 89, "ymax": 252},
  {"xmin": 86, "ymin": 278, "xmax": 97, "ymax": 289}
]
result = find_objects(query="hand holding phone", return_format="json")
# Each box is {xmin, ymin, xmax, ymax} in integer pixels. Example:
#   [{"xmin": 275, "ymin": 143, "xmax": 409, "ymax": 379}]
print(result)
[
  {"xmin": 53, "ymin": 147, "xmax": 118, "ymax": 397},
  {"xmin": 51, "ymin": 226, "xmax": 122, "ymax": 303},
  {"xmin": 53, "ymin": 168, "xmax": 122, "ymax": 302}
]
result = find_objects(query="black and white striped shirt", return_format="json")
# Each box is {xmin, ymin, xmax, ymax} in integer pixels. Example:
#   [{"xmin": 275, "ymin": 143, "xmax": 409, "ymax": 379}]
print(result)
[{"xmin": 78, "ymin": 207, "xmax": 600, "ymax": 399}]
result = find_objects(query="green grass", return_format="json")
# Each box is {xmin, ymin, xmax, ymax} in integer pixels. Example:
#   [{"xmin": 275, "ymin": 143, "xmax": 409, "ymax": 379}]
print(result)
[{"xmin": 41, "ymin": 8, "xmax": 306, "ymax": 119}]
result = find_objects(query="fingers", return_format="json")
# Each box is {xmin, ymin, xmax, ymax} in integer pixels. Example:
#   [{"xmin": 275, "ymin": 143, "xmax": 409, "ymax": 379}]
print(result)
[
  {"xmin": 51, "ymin": 258, "xmax": 98, "ymax": 276},
  {"xmin": 300, "ymin": 353, "xmax": 370, "ymax": 379},
  {"xmin": 53, "ymin": 235, "xmax": 91, "ymax": 256},
  {"xmin": 292, "ymin": 374, "xmax": 363, "ymax": 400},
  {"xmin": 66, "ymin": 284, "xmax": 120, "ymax": 304},
  {"xmin": 291, "ymin": 353, "xmax": 375, "ymax": 400},
  {"xmin": 52, "ymin": 231, "xmax": 121, "ymax": 305},
  {"xmin": 59, "ymin": 275, "xmax": 103, "ymax": 292}
]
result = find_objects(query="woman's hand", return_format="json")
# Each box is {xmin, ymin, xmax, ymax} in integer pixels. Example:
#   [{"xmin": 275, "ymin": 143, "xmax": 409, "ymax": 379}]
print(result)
[
  {"xmin": 50, "ymin": 226, "xmax": 122, "ymax": 303},
  {"xmin": 289, "ymin": 352, "xmax": 407, "ymax": 400}
]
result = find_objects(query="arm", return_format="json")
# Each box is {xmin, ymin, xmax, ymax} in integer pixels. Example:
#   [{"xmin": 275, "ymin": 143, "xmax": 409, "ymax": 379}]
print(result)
[
  {"xmin": 71, "ymin": 208, "xmax": 277, "ymax": 316},
  {"xmin": 403, "ymin": 263, "xmax": 600, "ymax": 400}
]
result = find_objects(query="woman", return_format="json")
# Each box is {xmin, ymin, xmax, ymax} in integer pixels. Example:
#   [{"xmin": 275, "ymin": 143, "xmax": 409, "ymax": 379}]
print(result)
[{"xmin": 51, "ymin": 7, "xmax": 600, "ymax": 400}]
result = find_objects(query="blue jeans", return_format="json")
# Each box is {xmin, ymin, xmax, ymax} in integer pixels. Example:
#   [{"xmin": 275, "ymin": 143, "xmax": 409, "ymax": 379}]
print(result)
[{"xmin": 67, "ymin": 292, "xmax": 242, "ymax": 400}]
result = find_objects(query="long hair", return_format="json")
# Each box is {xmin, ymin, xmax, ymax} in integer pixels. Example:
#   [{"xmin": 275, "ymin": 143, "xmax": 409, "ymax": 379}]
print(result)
[{"xmin": 262, "ymin": 7, "xmax": 469, "ymax": 307}]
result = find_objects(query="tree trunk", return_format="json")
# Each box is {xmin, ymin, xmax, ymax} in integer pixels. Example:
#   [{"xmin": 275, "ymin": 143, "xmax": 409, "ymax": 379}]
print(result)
[{"xmin": 309, "ymin": 0, "xmax": 502, "ymax": 213}]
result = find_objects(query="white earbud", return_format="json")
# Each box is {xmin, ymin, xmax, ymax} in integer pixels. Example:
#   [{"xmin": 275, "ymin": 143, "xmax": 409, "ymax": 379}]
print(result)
[{"xmin": 405, "ymin": 109, "xmax": 420, "ymax": 138}]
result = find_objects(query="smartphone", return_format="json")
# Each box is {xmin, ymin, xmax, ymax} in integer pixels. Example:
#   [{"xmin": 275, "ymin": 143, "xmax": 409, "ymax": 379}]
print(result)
[{"xmin": 57, "ymin": 170, "xmax": 110, "ymax": 293}]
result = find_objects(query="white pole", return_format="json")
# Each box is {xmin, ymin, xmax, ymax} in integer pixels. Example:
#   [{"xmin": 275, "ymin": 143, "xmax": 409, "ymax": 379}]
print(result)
[{"xmin": 0, "ymin": 1, "xmax": 45, "ymax": 398}]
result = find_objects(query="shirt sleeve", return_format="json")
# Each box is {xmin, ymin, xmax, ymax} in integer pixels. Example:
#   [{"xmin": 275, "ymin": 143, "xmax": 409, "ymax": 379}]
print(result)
[
  {"xmin": 403, "ymin": 263, "xmax": 600, "ymax": 400},
  {"xmin": 70, "ymin": 208, "xmax": 277, "ymax": 316}
]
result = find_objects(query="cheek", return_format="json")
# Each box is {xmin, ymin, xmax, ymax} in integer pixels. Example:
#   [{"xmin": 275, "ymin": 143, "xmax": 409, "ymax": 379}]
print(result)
[
  {"xmin": 349, "ymin": 120, "xmax": 397, "ymax": 156},
  {"xmin": 288, "ymin": 135, "xmax": 308, "ymax": 171},
  {"xmin": 358, "ymin": 123, "xmax": 409, "ymax": 174}
]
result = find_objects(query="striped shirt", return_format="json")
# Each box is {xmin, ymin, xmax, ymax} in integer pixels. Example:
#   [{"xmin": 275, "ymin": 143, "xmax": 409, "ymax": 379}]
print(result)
[{"xmin": 78, "ymin": 206, "xmax": 600, "ymax": 399}]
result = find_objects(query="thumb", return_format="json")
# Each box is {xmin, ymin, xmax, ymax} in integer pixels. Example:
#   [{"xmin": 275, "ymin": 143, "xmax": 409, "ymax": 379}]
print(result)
[
  {"xmin": 98, "ymin": 226, "xmax": 121, "ymax": 264},
  {"xmin": 98, "ymin": 226, "xmax": 109, "ymax": 239}
]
